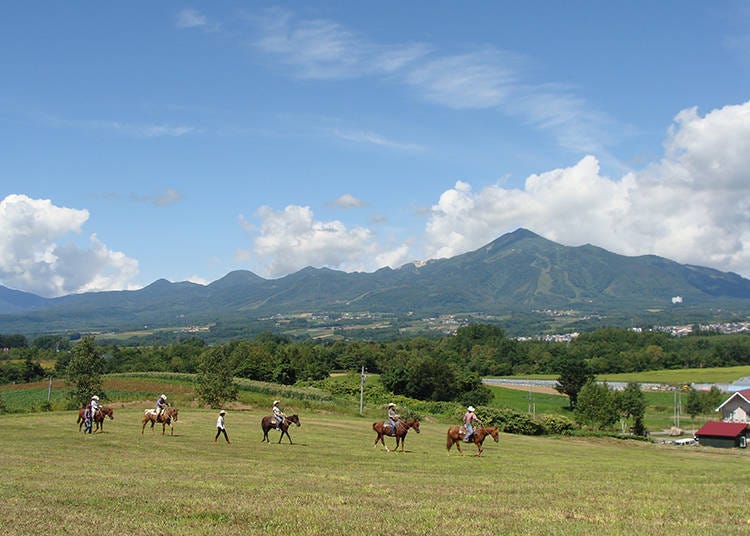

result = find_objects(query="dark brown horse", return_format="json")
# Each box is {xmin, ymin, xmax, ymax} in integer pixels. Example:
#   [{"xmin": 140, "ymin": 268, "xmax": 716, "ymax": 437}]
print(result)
[
  {"xmin": 77, "ymin": 407, "xmax": 114, "ymax": 433},
  {"xmin": 372, "ymin": 419, "xmax": 420, "ymax": 452},
  {"xmin": 261, "ymin": 414, "xmax": 300, "ymax": 444},
  {"xmin": 141, "ymin": 407, "xmax": 179, "ymax": 436},
  {"xmin": 446, "ymin": 425, "xmax": 499, "ymax": 456}
]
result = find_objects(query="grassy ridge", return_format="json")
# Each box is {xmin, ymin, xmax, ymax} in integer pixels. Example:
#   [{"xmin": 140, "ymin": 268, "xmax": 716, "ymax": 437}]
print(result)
[{"xmin": 1, "ymin": 407, "xmax": 748, "ymax": 535}]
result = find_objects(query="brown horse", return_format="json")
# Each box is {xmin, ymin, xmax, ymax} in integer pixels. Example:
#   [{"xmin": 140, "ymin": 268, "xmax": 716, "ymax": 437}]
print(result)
[
  {"xmin": 77, "ymin": 407, "xmax": 114, "ymax": 433},
  {"xmin": 446, "ymin": 425, "xmax": 499, "ymax": 456},
  {"xmin": 141, "ymin": 407, "xmax": 179, "ymax": 436},
  {"xmin": 372, "ymin": 419, "xmax": 420, "ymax": 452},
  {"xmin": 261, "ymin": 414, "xmax": 300, "ymax": 444}
]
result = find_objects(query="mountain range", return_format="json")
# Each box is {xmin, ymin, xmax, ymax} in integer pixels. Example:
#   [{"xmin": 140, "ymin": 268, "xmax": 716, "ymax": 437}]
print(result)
[{"xmin": 2, "ymin": 228, "xmax": 750, "ymax": 336}]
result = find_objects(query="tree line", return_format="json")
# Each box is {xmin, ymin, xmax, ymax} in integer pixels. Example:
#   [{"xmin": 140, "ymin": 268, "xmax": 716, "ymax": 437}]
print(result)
[{"xmin": 3, "ymin": 325, "xmax": 750, "ymax": 404}]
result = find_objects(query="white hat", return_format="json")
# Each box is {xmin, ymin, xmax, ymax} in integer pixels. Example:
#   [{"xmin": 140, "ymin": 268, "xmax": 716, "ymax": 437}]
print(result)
[
  {"xmin": 92, "ymin": 395, "xmax": 99, "ymax": 400},
  {"xmin": 467, "ymin": 406, "xmax": 475, "ymax": 412},
  {"xmin": 387, "ymin": 403, "xmax": 395, "ymax": 407},
  {"xmin": 219, "ymin": 410, "xmax": 226, "ymax": 414},
  {"xmin": 160, "ymin": 394, "xmax": 166, "ymax": 399},
  {"xmin": 273, "ymin": 400, "xmax": 279, "ymax": 405}
]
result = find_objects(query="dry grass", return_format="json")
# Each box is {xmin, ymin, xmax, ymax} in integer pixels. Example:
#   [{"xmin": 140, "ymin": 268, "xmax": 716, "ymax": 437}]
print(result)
[{"xmin": 1, "ymin": 407, "xmax": 749, "ymax": 535}]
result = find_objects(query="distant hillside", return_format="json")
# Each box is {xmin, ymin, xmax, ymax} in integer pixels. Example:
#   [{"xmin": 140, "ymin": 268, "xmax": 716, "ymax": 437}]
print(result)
[{"xmin": 2, "ymin": 228, "xmax": 750, "ymax": 335}]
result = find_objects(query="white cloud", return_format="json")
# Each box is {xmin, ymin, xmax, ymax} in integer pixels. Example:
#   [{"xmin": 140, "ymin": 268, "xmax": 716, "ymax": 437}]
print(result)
[
  {"xmin": 244, "ymin": 204, "xmax": 409, "ymax": 277},
  {"xmin": 330, "ymin": 194, "xmax": 365, "ymax": 209},
  {"xmin": 254, "ymin": 11, "xmax": 429, "ymax": 80},
  {"xmin": 333, "ymin": 128, "xmax": 424, "ymax": 152},
  {"xmin": 424, "ymin": 101, "xmax": 750, "ymax": 277},
  {"xmin": 129, "ymin": 188, "xmax": 183, "ymax": 207},
  {"xmin": 42, "ymin": 115, "xmax": 196, "ymax": 138},
  {"xmin": 0, "ymin": 195, "xmax": 139, "ymax": 297},
  {"xmin": 252, "ymin": 10, "xmax": 616, "ymax": 156},
  {"xmin": 176, "ymin": 9, "xmax": 208, "ymax": 29}
]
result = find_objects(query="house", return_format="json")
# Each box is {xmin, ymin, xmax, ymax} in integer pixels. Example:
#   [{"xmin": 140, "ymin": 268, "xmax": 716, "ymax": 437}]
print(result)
[
  {"xmin": 715, "ymin": 388, "xmax": 750, "ymax": 423},
  {"xmin": 694, "ymin": 421, "xmax": 748, "ymax": 449}
]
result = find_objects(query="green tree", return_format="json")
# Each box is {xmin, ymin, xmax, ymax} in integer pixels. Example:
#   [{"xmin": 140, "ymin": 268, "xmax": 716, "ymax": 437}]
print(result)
[
  {"xmin": 65, "ymin": 336, "xmax": 104, "ymax": 408},
  {"xmin": 685, "ymin": 387, "xmax": 703, "ymax": 423},
  {"xmin": 195, "ymin": 346, "xmax": 238, "ymax": 408},
  {"xmin": 554, "ymin": 358, "xmax": 593, "ymax": 409},
  {"xmin": 615, "ymin": 382, "xmax": 646, "ymax": 434},
  {"xmin": 575, "ymin": 381, "xmax": 617, "ymax": 431}
]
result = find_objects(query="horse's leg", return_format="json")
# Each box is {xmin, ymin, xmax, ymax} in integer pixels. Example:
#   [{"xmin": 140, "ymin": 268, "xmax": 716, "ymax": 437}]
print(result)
[{"xmin": 455, "ymin": 439, "xmax": 464, "ymax": 456}]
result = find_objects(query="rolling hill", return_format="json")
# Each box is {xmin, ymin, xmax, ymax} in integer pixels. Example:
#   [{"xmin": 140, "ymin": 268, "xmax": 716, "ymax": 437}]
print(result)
[{"xmin": 2, "ymin": 228, "xmax": 750, "ymax": 335}]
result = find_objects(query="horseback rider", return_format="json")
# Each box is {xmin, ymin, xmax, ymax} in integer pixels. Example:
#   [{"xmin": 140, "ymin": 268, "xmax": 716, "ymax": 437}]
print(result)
[
  {"xmin": 155, "ymin": 394, "xmax": 169, "ymax": 421},
  {"xmin": 85, "ymin": 395, "xmax": 100, "ymax": 434},
  {"xmin": 463, "ymin": 405, "xmax": 482, "ymax": 442},
  {"xmin": 387, "ymin": 402, "xmax": 400, "ymax": 435},
  {"xmin": 272, "ymin": 400, "xmax": 286, "ymax": 428}
]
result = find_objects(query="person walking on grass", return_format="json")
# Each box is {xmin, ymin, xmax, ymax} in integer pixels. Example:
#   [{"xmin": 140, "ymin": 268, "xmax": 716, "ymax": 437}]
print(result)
[{"xmin": 214, "ymin": 410, "xmax": 230, "ymax": 444}]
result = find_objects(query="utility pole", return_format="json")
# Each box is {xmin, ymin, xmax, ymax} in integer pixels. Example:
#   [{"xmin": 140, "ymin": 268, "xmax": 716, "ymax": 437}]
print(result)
[
  {"xmin": 47, "ymin": 375, "xmax": 53, "ymax": 403},
  {"xmin": 359, "ymin": 366, "xmax": 366, "ymax": 416}
]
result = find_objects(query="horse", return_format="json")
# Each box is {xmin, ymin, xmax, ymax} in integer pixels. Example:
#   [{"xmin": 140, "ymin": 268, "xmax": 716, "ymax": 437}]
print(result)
[
  {"xmin": 446, "ymin": 425, "xmax": 499, "ymax": 456},
  {"xmin": 141, "ymin": 407, "xmax": 179, "ymax": 436},
  {"xmin": 261, "ymin": 414, "xmax": 300, "ymax": 444},
  {"xmin": 77, "ymin": 406, "xmax": 114, "ymax": 433},
  {"xmin": 372, "ymin": 419, "xmax": 420, "ymax": 452}
]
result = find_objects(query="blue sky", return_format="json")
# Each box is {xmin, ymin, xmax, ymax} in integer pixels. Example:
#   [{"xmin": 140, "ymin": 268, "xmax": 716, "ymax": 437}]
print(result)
[{"xmin": 2, "ymin": 2, "xmax": 750, "ymax": 297}]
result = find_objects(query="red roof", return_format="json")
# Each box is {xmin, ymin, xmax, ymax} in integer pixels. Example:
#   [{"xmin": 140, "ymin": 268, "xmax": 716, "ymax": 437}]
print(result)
[{"xmin": 695, "ymin": 421, "xmax": 748, "ymax": 438}]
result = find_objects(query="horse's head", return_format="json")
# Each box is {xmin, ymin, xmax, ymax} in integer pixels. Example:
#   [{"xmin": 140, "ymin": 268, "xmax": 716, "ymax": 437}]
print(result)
[
  {"xmin": 411, "ymin": 419, "xmax": 420, "ymax": 433},
  {"xmin": 488, "ymin": 427, "xmax": 499, "ymax": 442},
  {"xmin": 169, "ymin": 408, "xmax": 179, "ymax": 421},
  {"xmin": 288, "ymin": 414, "xmax": 301, "ymax": 427},
  {"xmin": 105, "ymin": 407, "xmax": 114, "ymax": 419}
]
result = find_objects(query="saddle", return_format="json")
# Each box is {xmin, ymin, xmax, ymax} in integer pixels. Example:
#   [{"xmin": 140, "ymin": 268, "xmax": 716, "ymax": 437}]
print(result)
[{"xmin": 384, "ymin": 423, "xmax": 399, "ymax": 436}]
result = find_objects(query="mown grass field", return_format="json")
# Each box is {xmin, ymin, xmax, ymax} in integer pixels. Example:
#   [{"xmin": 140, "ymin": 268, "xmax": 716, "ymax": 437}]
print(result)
[{"xmin": 1, "ymin": 404, "xmax": 749, "ymax": 535}]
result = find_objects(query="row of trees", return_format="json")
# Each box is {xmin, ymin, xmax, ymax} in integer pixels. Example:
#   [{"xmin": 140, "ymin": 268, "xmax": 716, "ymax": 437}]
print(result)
[
  {"xmin": 5, "ymin": 325, "xmax": 750, "ymax": 383},
  {"xmin": 4, "ymin": 324, "xmax": 750, "ymax": 410}
]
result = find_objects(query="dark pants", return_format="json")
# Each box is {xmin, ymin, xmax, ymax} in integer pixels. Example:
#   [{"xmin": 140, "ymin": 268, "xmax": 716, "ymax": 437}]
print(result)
[{"xmin": 215, "ymin": 427, "xmax": 229, "ymax": 442}]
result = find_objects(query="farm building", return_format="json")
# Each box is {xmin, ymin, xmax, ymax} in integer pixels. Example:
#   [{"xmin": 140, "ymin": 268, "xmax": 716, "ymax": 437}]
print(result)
[
  {"xmin": 715, "ymin": 388, "xmax": 750, "ymax": 423},
  {"xmin": 694, "ymin": 421, "xmax": 748, "ymax": 449}
]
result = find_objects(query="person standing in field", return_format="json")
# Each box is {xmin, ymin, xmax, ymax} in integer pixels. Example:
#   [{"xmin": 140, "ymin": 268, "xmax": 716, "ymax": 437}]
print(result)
[
  {"xmin": 85, "ymin": 395, "xmax": 99, "ymax": 434},
  {"xmin": 214, "ymin": 410, "xmax": 230, "ymax": 444}
]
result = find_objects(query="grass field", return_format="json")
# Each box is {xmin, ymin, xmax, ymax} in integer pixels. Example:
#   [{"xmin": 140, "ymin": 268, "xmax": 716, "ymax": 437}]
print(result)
[{"xmin": 1, "ymin": 404, "xmax": 749, "ymax": 535}]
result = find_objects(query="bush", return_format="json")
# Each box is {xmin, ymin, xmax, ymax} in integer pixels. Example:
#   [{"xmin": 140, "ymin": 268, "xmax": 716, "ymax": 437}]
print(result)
[
  {"xmin": 479, "ymin": 407, "xmax": 545, "ymax": 435},
  {"xmin": 536, "ymin": 414, "xmax": 577, "ymax": 435}
]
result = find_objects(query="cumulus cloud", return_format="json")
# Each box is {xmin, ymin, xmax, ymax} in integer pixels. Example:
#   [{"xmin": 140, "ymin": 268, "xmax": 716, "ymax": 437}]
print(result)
[
  {"xmin": 424, "ymin": 101, "xmax": 750, "ymax": 277},
  {"xmin": 245, "ymin": 204, "xmax": 409, "ymax": 277},
  {"xmin": 0, "ymin": 195, "xmax": 139, "ymax": 297}
]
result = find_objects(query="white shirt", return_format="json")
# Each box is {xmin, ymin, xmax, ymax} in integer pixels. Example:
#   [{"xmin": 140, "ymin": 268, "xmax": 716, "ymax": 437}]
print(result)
[{"xmin": 216, "ymin": 415, "xmax": 225, "ymax": 429}]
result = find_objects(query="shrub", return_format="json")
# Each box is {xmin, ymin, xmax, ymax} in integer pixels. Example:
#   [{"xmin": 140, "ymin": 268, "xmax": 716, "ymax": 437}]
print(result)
[{"xmin": 536, "ymin": 414, "xmax": 577, "ymax": 435}]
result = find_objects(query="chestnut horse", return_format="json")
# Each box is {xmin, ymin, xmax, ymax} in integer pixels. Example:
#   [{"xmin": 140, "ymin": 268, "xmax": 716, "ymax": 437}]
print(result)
[
  {"xmin": 141, "ymin": 407, "xmax": 179, "ymax": 436},
  {"xmin": 372, "ymin": 419, "xmax": 420, "ymax": 452},
  {"xmin": 261, "ymin": 414, "xmax": 300, "ymax": 444},
  {"xmin": 77, "ymin": 407, "xmax": 114, "ymax": 433},
  {"xmin": 446, "ymin": 425, "xmax": 499, "ymax": 456}
]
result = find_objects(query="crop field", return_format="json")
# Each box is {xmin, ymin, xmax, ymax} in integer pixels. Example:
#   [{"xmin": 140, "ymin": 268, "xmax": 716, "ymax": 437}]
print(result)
[{"xmin": 1, "ymin": 405, "xmax": 749, "ymax": 535}]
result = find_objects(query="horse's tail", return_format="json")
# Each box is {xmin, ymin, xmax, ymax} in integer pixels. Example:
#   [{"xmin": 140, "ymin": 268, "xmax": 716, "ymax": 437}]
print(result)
[
  {"xmin": 447, "ymin": 429, "xmax": 453, "ymax": 449},
  {"xmin": 372, "ymin": 422, "xmax": 378, "ymax": 431}
]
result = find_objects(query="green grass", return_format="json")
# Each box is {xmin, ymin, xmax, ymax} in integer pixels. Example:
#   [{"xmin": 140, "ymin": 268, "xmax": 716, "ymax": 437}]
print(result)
[
  {"xmin": 599, "ymin": 365, "xmax": 750, "ymax": 385},
  {"xmin": 1, "ymin": 407, "xmax": 749, "ymax": 535}
]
